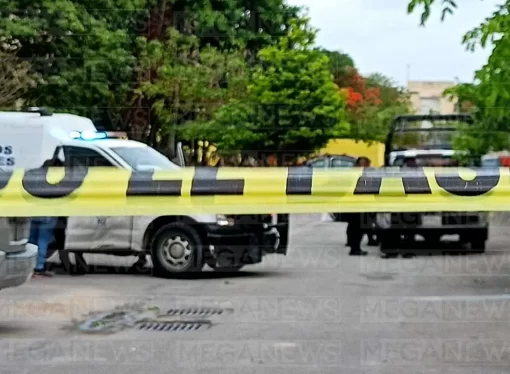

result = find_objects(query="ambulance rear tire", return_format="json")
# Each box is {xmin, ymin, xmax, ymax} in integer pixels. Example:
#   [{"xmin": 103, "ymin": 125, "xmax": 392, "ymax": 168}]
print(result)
[{"xmin": 150, "ymin": 223, "xmax": 204, "ymax": 278}]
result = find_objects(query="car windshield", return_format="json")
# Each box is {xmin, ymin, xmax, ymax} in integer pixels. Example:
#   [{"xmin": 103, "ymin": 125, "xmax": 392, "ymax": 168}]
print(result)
[{"xmin": 110, "ymin": 146, "xmax": 180, "ymax": 171}]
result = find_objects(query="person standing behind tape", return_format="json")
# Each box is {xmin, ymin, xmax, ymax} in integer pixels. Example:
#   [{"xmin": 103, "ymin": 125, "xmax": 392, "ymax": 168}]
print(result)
[
  {"xmin": 345, "ymin": 156, "xmax": 372, "ymax": 256},
  {"xmin": 29, "ymin": 158, "xmax": 63, "ymax": 277}
]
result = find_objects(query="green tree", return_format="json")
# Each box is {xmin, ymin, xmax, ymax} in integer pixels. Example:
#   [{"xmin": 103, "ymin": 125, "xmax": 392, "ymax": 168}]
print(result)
[
  {"xmin": 188, "ymin": 17, "xmax": 348, "ymax": 157},
  {"xmin": 137, "ymin": 27, "xmax": 250, "ymax": 155},
  {"xmin": 0, "ymin": 52, "xmax": 37, "ymax": 109},
  {"xmin": 407, "ymin": 0, "xmax": 510, "ymax": 157},
  {"xmin": 0, "ymin": 0, "xmax": 302, "ymax": 147},
  {"xmin": 318, "ymin": 49, "xmax": 355, "ymax": 82},
  {"xmin": 0, "ymin": 0, "xmax": 151, "ymax": 129}
]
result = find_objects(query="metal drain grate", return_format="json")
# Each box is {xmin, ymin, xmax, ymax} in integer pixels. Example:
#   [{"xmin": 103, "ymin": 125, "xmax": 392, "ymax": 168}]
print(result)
[
  {"xmin": 166, "ymin": 307, "xmax": 224, "ymax": 317},
  {"xmin": 136, "ymin": 321, "xmax": 211, "ymax": 332}
]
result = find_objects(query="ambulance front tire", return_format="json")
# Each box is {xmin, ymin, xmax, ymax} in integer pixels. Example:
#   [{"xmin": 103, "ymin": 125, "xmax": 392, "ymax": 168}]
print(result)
[{"xmin": 150, "ymin": 222, "xmax": 204, "ymax": 278}]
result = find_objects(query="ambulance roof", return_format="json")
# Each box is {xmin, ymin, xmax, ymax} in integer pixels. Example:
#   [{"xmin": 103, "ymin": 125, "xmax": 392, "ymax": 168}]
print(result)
[
  {"xmin": 0, "ymin": 112, "xmax": 95, "ymax": 127},
  {"xmin": 0, "ymin": 111, "xmax": 142, "ymax": 148},
  {"xmin": 64, "ymin": 138, "xmax": 147, "ymax": 148}
]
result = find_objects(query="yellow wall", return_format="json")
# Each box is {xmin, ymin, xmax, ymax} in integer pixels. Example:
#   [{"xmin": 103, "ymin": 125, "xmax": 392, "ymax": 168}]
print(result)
[
  {"xmin": 319, "ymin": 139, "xmax": 385, "ymax": 166},
  {"xmin": 194, "ymin": 138, "xmax": 385, "ymax": 166}
]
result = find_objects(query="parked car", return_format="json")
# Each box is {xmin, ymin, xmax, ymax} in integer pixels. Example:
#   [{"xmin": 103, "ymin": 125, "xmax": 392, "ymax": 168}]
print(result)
[
  {"xmin": 305, "ymin": 154, "xmax": 357, "ymax": 169},
  {"xmin": 306, "ymin": 154, "xmax": 357, "ymax": 221}
]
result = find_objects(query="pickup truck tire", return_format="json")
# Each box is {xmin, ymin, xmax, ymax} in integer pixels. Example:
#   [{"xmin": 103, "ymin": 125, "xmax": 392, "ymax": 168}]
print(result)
[{"xmin": 151, "ymin": 223, "xmax": 204, "ymax": 278}]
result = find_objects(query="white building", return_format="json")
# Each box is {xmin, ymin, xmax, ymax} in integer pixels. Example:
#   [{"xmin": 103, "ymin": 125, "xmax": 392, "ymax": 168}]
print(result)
[{"xmin": 407, "ymin": 81, "xmax": 458, "ymax": 114}]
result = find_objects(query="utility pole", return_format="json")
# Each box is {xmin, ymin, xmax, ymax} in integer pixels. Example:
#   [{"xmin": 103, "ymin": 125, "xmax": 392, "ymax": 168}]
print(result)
[{"xmin": 454, "ymin": 76, "xmax": 460, "ymax": 113}]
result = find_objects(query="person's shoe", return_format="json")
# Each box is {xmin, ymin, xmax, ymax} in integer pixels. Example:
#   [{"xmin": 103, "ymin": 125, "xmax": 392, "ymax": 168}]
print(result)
[
  {"xmin": 128, "ymin": 258, "xmax": 148, "ymax": 274},
  {"xmin": 349, "ymin": 249, "xmax": 368, "ymax": 256},
  {"xmin": 33, "ymin": 269, "xmax": 55, "ymax": 277}
]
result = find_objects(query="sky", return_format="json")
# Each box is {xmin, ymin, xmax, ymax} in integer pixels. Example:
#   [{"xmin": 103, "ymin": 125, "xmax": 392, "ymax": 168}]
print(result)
[{"xmin": 286, "ymin": 0, "xmax": 502, "ymax": 86}]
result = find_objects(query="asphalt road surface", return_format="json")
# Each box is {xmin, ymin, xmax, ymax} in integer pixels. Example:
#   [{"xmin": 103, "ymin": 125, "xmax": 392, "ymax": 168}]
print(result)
[{"xmin": 3, "ymin": 214, "xmax": 510, "ymax": 374}]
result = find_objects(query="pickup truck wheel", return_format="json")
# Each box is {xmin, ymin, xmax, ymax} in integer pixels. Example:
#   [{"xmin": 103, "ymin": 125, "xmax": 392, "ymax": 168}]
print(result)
[{"xmin": 151, "ymin": 223, "xmax": 204, "ymax": 278}]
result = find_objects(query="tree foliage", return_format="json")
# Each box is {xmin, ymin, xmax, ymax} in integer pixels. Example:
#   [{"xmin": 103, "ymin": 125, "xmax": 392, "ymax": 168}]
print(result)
[
  {"xmin": 407, "ymin": 0, "xmax": 510, "ymax": 158},
  {"xmin": 184, "ymin": 17, "xmax": 348, "ymax": 156},
  {"xmin": 137, "ymin": 27, "xmax": 251, "ymax": 150},
  {"xmin": 335, "ymin": 67, "xmax": 410, "ymax": 143},
  {"xmin": 0, "ymin": 0, "xmax": 150, "ymax": 128},
  {"xmin": 0, "ymin": 0, "xmax": 410, "ymax": 160},
  {"xmin": 0, "ymin": 51, "xmax": 37, "ymax": 109}
]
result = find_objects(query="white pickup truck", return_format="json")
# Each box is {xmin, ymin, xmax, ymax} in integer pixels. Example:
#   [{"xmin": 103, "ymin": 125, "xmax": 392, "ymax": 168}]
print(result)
[
  {"xmin": 0, "ymin": 108, "xmax": 289, "ymax": 277},
  {"xmin": 376, "ymin": 114, "xmax": 489, "ymax": 257}
]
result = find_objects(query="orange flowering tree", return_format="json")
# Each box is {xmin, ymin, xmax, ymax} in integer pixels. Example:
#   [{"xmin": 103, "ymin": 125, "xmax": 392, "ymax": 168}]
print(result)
[{"xmin": 336, "ymin": 67, "xmax": 410, "ymax": 142}]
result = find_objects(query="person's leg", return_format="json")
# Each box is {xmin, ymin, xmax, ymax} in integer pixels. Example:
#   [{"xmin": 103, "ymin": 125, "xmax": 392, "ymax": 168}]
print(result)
[
  {"xmin": 74, "ymin": 252, "xmax": 88, "ymax": 273},
  {"xmin": 347, "ymin": 214, "xmax": 367, "ymax": 255},
  {"xmin": 28, "ymin": 219, "xmax": 40, "ymax": 246},
  {"xmin": 367, "ymin": 214, "xmax": 378, "ymax": 246},
  {"xmin": 34, "ymin": 217, "xmax": 58, "ymax": 275},
  {"xmin": 129, "ymin": 253, "xmax": 148, "ymax": 274}
]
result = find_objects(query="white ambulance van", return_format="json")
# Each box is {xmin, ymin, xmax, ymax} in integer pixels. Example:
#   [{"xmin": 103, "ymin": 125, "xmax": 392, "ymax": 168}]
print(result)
[{"xmin": 0, "ymin": 108, "xmax": 289, "ymax": 277}]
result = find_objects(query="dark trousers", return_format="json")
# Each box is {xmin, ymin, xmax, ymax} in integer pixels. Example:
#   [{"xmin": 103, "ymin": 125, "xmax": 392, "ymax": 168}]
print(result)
[{"xmin": 346, "ymin": 213, "xmax": 364, "ymax": 251}]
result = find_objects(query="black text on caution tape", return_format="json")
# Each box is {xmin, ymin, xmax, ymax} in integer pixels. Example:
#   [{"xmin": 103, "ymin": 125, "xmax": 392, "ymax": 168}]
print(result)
[{"xmin": 12, "ymin": 167, "xmax": 503, "ymax": 199}]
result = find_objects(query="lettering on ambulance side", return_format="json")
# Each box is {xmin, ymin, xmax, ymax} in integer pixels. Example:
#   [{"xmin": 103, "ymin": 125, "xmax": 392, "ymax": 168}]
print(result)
[
  {"xmin": 434, "ymin": 168, "xmax": 500, "ymax": 196},
  {"xmin": 353, "ymin": 168, "xmax": 432, "ymax": 194},
  {"xmin": 22, "ymin": 167, "xmax": 88, "ymax": 198},
  {"xmin": 0, "ymin": 145, "xmax": 15, "ymax": 167},
  {"xmin": 190, "ymin": 167, "xmax": 244, "ymax": 195},
  {"xmin": 126, "ymin": 170, "xmax": 182, "ymax": 196}
]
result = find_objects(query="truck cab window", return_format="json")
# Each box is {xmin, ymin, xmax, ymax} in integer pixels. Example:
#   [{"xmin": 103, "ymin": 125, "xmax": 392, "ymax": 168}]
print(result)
[{"xmin": 62, "ymin": 146, "xmax": 114, "ymax": 168}]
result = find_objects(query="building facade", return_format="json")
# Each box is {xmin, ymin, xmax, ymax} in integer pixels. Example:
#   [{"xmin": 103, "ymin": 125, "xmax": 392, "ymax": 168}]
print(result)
[{"xmin": 407, "ymin": 81, "xmax": 458, "ymax": 114}]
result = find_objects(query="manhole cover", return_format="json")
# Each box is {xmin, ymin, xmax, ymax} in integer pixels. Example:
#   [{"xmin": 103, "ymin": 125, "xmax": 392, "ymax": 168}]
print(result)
[
  {"xmin": 136, "ymin": 320, "xmax": 211, "ymax": 331},
  {"xmin": 166, "ymin": 307, "xmax": 225, "ymax": 317}
]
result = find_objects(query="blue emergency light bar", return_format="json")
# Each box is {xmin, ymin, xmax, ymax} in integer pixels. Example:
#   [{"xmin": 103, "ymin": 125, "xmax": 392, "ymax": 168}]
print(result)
[{"xmin": 69, "ymin": 131, "xmax": 128, "ymax": 140}]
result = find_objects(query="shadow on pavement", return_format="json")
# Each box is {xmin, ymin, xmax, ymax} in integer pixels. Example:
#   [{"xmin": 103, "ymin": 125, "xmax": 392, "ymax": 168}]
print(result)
[{"xmin": 381, "ymin": 240, "xmax": 487, "ymax": 257}]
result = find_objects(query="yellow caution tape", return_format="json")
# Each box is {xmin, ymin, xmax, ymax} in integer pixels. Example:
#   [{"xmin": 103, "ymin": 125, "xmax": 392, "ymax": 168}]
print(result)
[{"xmin": 0, "ymin": 166, "xmax": 506, "ymax": 216}]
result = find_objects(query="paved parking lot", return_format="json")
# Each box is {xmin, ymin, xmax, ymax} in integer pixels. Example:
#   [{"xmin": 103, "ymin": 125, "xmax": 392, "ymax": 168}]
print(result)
[{"xmin": 2, "ymin": 214, "xmax": 510, "ymax": 374}]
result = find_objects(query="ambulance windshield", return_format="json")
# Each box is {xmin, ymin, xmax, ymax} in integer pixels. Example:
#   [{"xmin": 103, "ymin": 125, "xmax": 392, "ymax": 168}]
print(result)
[{"xmin": 110, "ymin": 146, "xmax": 180, "ymax": 171}]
